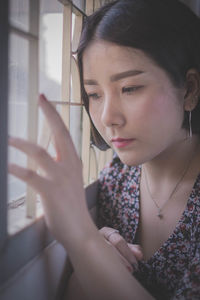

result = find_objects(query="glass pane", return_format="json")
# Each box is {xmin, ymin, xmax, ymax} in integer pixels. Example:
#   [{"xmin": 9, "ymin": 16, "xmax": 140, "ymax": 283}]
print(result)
[
  {"xmin": 9, "ymin": 0, "xmax": 30, "ymax": 31},
  {"xmin": 39, "ymin": 0, "xmax": 63, "ymax": 100},
  {"xmin": 8, "ymin": 33, "xmax": 29, "ymax": 203}
]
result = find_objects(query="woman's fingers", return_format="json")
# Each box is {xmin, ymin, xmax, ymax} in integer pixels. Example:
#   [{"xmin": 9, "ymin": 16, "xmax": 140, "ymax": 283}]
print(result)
[
  {"xmin": 105, "ymin": 240, "xmax": 134, "ymax": 273},
  {"xmin": 107, "ymin": 233, "xmax": 138, "ymax": 267},
  {"xmin": 39, "ymin": 94, "xmax": 77, "ymax": 162},
  {"xmin": 128, "ymin": 243, "xmax": 144, "ymax": 261},
  {"xmin": 9, "ymin": 137, "xmax": 57, "ymax": 178},
  {"xmin": 8, "ymin": 163, "xmax": 50, "ymax": 195},
  {"xmin": 99, "ymin": 227, "xmax": 138, "ymax": 268}
]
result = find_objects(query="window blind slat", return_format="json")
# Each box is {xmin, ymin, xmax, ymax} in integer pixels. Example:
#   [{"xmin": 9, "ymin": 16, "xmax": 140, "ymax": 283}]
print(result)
[
  {"xmin": 86, "ymin": 0, "xmax": 94, "ymax": 15},
  {"xmin": 61, "ymin": 4, "xmax": 72, "ymax": 129},
  {"xmin": 72, "ymin": 12, "xmax": 83, "ymax": 53},
  {"xmin": 26, "ymin": 0, "xmax": 40, "ymax": 218},
  {"xmin": 81, "ymin": 109, "xmax": 91, "ymax": 185},
  {"xmin": 71, "ymin": 56, "xmax": 81, "ymax": 103},
  {"xmin": 89, "ymin": 146, "xmax": 98, "ymax": 184},
  {"xmin": 94, "ymin": 0, "xmax": 101, "ymax": 10}
]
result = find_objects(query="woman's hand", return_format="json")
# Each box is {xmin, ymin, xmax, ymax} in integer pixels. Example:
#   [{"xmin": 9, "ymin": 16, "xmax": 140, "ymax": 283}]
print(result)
[
  {"xmin": 8, "ymin": 94, "xmax": 91, "ymax": 245},
  {"xmin": 99, "ymin": 227, "xmax": 143, "ymax": 273},
  {"xmin": 65, "ymin": 228, "xmax": 143, "ymax": 300},
  {"xmin": 8, "ymin": 95, "xmax": 154, "ymax": 300}
]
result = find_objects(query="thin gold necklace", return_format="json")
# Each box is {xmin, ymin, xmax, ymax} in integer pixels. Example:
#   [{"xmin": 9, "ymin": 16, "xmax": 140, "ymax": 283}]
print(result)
[{"xmin": 143, "ymin": 146, "xmax": 197, "ymax": 219}]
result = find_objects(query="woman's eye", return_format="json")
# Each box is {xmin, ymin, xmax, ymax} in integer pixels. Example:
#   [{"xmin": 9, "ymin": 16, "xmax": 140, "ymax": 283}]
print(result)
[
  {"xmin": 122, "ymin": 86, "xmax": 143, "ymax": 95},
  {"xmin": 87, "ymin": 93, "xmax": 101, "ymax": 100}
]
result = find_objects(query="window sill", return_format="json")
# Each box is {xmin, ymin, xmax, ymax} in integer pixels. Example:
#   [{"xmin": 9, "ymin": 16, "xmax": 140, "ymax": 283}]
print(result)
[{"xmin": 8, "ymin": 196, "xmax": 43, "ymax": 236}]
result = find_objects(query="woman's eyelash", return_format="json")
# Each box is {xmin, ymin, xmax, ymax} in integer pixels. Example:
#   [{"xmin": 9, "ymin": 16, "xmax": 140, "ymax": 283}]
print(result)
[
  {"xmin": 87, "ymin": 86, "xmax": 143, "ymax": 99},
  {"xmin": 122, "ymin": 86, "xmax": 142, "ymax": 94},
  {"xmin": 87, "ymin": 93, "xmax": 101, "ymax": 100}
]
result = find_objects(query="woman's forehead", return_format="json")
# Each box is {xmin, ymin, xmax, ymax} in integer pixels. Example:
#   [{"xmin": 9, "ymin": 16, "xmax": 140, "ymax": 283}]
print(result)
[
  {"xmin": 82, "ymin": 41, "xmax": 164, "ymax": 82},
  {"xmin": 83, "ymin": 40, "xmax": 148, "ymax": 66}
]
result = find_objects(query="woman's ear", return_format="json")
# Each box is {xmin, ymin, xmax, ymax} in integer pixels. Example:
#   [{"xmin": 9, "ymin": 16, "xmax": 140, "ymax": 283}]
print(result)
[{"xmin": 184, "ymin": 68, "xmax": 200, "ymax": 111}]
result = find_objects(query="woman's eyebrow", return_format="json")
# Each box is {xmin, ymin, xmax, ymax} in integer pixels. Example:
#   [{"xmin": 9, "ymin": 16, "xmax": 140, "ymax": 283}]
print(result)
[
  {"xmin": 84, "ymin": 79, "xmax": 98, "ymax": 85},
  {"xmin": 110, "ymin": 69, "xmax": 145, "ymax": 82},
  {"xmin": 84, "ymin": 69, "xmax": 145, "ymax": 85}
]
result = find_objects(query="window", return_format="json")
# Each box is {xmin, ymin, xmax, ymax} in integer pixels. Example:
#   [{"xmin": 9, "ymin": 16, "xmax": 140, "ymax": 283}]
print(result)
[
  {"xmin": 7, "ymin": 0, "xmax": 113, "ymax": 236},
  {"xmin": 0, "ymin": 1, "xmax": 114, "ymax": 288},
  {"xmin": 8, "ymin": 0, "xmax": 41, "ymax": 233}
]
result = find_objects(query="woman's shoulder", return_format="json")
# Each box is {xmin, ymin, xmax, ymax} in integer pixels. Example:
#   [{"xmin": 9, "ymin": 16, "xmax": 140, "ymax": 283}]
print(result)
[{"xmin": 98, "ymin": 152, "xmax": 141, "ymax": 185}]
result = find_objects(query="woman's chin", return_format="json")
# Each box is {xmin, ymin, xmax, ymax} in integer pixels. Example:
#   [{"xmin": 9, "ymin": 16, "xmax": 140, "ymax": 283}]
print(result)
[{"xmin": 115, "ymin": 151, "xmax": 145, "ymax": 167}]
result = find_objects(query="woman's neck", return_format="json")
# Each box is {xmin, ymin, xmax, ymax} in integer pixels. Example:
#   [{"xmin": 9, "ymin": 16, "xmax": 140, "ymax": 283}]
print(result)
[{"xmin": 141, "ymin": 134, "xmax": 200, "ymax": 196}]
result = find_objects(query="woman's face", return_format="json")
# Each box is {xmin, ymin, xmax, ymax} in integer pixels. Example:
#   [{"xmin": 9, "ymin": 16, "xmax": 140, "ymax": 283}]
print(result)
[{"xmin": 83, "ymin": 40, "xmax": 187, "ymax": 166}]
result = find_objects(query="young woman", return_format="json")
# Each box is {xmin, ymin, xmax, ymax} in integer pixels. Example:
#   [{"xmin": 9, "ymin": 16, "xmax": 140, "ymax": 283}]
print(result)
[{"xmin": 9, "ymin": 0, "xmax": 200, "ymax": 299}]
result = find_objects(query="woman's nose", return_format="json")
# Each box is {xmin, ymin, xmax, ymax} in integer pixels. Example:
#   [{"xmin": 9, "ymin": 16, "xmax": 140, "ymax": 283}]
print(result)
[{"xmin": 100, "ymin": 95, "xmax": 125, "ymax": 128}]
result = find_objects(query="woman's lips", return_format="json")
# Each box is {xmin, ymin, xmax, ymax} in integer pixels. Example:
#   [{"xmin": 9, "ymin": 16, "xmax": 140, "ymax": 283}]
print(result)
[{"xmin": 111, "ymin": 138, "xmax": 135, "ymax": 148}]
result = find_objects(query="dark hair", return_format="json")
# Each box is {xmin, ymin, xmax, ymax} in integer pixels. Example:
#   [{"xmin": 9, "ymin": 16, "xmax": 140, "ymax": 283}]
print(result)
[{"xmin": 77, "ymin": 0, "xmax": 200, "ymax": 150}]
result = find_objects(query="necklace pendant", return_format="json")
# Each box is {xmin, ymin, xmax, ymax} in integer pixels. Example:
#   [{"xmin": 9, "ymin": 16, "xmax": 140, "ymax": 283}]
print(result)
[{"xmin": 157, "ymin": 209, "xmax": 163, "ymax": 219}]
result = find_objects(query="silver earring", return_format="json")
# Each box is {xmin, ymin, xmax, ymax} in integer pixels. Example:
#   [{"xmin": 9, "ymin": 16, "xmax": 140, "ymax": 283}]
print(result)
[{"xmin": 189, "ymin": 111, "xmax": 192, "ymax": 138}]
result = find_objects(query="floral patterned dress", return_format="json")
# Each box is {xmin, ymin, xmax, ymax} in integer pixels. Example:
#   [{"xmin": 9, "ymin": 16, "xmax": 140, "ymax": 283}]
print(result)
[{"xmin": 97, "ymin": 154, "xmax": 200, "ymax": 299}]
